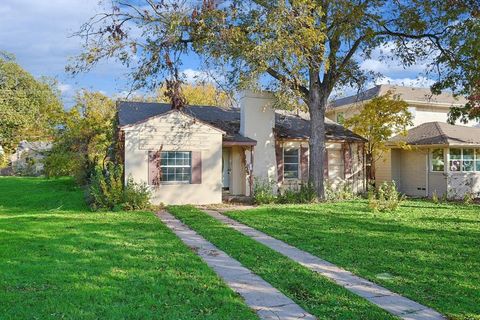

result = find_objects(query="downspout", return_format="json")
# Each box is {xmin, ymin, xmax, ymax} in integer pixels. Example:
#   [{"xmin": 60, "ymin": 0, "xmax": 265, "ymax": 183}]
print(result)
[
  {"xmin": 249, "ymin": 146, "xmax": 254, "ymax": 197},
  {"xmin": 425, "ymin": 149, "xmax": 429, "ymax": 197}
]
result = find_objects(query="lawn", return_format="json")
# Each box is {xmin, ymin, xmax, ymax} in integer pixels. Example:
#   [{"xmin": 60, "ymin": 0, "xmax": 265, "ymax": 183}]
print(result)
[
  {"xmin": 225, "ymin": 201, "xmax": 480, "ymax": 320},
  {"xmin": 168, "ymin": 205, "xmax": 397, "ymax": 320},
  {"xmin": 0, "ymin": 177, "xmax": 257, "ymax": 320}
]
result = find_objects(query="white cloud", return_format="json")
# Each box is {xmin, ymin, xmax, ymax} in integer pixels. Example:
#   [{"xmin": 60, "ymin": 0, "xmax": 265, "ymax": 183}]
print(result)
[{"xmin": 57, "ymin": 83, "xmax": 72, "ymax": 94}]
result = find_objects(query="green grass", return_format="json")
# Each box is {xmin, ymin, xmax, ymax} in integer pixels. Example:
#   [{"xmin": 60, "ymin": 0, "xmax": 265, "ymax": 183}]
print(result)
[
  {"xmin": 168, "ymin": 205, "xmax": 397, "ymax": 320},
  {"xmin": 225, "ymin": 201, "xmax": 480, "ymax": 320},
  {"xmin": 0, "ymin": 177, "xmax": 257, "ymax": 320}
]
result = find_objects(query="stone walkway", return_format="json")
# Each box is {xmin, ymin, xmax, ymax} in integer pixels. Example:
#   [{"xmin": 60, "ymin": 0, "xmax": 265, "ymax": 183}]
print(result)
[
  {"xmin": 156, "ymin": 211, "xmax": 316, "ymax": 320},
  {"xmin": 201, "ymin": 209, "xmax": 446, "ymax": 320}
]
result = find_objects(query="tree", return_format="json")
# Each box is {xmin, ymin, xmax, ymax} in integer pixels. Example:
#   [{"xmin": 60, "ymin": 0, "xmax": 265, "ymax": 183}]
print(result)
[
  {"xmin": 71, "ymin": 1, "xmax": 478, "ymax": 199},
  {"xmin": 156, "ymin": 82, "xmax": 231, "ymax": 107},
  {"xmin": 343, "ymin": 91, "xmax": 413, "ymax": 182},
  {"xmin": 44, "ymin": 90, "xmax": 115, "ymax": 184},
  {"xmin": 0, "ymin": 53, "xmax": 62, "ymax": 156}
]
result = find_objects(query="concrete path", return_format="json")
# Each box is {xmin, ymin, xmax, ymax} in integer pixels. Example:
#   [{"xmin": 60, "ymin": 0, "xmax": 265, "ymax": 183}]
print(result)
[
  {"xmin": 156, "ymin": 211, "xmax": 316, "ymax": 320},
  {"xmin": 201, "ymin": 209, "xmax": 446, "ymax": 320}
]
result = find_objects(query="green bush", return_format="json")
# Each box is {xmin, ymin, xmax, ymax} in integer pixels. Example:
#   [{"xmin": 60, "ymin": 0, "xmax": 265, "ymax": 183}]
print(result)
[
  {"xmin": 368, "ymin": 181, "xmax": 404, "ymax": 212},
  {"xmin": 277, "ymin": 183, "xmax": 317, "ymax": 204},
  {"xmin": 253, "ymin": 178, "xmax": 276, "ymax": 204},
  {"xmin": 87, "ymin": 162, "xmax": 151, "ymax": 211},
  {"xmin": 325, "ymin": 181, "xmax": 358, "ymax": 201}
]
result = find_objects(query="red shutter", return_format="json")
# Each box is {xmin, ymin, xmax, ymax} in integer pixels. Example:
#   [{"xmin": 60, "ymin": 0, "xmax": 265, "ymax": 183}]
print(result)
[
  {"xmin": 323, "ymin": 148, "xmax": 329, "ymax": 179},
  {"xmin": 343, "ymin": 143, "xmax": 352, "ymax": 177},
  {"xmin": 191, "ymin": 151, "xmax": 202, "ymax": 184},
  {"xmin": 148, "ymin": 151, "xmax": 160, "ymax": 185},
  {"xmin": 275, "ymin": 142, "xmax": 284, "ymax": 183},
  {"xmin": 300, "ymin": 145, "xmax": 309, "ymax": 182}
]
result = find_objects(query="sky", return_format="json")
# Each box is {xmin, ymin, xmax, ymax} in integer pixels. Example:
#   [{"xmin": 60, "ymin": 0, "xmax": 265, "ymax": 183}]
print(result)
[{"xmin": 0, "ymin": 0, "xmax": 435, "ymax": 107}]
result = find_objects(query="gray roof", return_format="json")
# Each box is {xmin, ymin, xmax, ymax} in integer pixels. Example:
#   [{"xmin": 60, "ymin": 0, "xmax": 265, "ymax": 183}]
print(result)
[
  {"xmin": 117, "ymin": 101, "xmax": 365, "ymax": 142},
  {"xmin": 389, "ymin": 122, "xmax": 480, "ymax": 146},
  {"xmin": 331, "ymin": 84, "xmax": 467, "ymax": 108}
]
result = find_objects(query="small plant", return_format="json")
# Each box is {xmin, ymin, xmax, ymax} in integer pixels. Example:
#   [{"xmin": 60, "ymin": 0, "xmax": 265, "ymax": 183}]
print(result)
[
  {"xmin": 432, "ymin": 190, "xmax": 439, "ymax": 204},
  {"xmin": 463, "ymin": 191, "xmax": 475, "ymax": 205},
  {"xmin": 87, "ymin": 162, "xmax": 151, "ymax": 211},
  {"xmin": 368, "ymin": 181, "xmax": 404, "ymax": 212},
  {"xmin": 253, "ymin": 178, "xmax": 276, "ymax": 204}
]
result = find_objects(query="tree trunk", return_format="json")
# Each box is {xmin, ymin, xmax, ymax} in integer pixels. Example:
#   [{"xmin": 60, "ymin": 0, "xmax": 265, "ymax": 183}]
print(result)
[{"xmin": 307, "ymin": 72, "xmax": 329, "ymax": 201}]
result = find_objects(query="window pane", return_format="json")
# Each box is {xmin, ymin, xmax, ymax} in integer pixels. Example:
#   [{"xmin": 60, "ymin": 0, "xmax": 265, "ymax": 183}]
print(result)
[
  {"xmin": 476, "ymin": 160, "xmax": 480, "ymax": 171},
  {"xmin": 284, "ymin": 170, "xmax": 298, "ymax": 179},
  {"xmin": 463, "ymin": 149, "xmax": 474, "ymax": 160},
  {"xmin": 463, "ymin": 160, "xmax": 474, "ymax": 172},
  {"xmin": 449, "ymin": 160, "xmax": 461, "ymax": 172},
  {"xmin": 283, "ymin": 148, "xmax": 299, "ymax": 179},
  {"xmin": 450, "ymin": 148, "xmax": 461, "ymax": 160},
  {"xmin": 431, "ymin": 149, "xmax": 444, "ymax": 172}
]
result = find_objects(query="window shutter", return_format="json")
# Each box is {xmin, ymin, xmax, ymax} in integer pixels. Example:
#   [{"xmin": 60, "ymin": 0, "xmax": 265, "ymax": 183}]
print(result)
[
  {"xmin": 148, "ymin": 151, "xmax": 160, "ymax": 185},
  {"xmin": 324, "ymin": 149, "xmax": 329, "ymax": 179},
  {"xmin": 343, "ymin": 143, "xmax": 352, "ymax": 177},
  {"xmin": 300, "ymin": 146, "xmax": 309, "ymax": 182},
  {"xmin": 191, "ymin": 151, "xmax": 202, "ymax": 184},
  {"xmin": 275, "ymin": 142, "xmax": 284, "ymax": 183}
]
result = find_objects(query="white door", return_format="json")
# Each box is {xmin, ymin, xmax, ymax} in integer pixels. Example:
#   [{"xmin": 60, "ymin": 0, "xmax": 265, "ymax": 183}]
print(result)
[{"xmin": 222, "ymin": 149, "xmax": 231, "ymax": 189}]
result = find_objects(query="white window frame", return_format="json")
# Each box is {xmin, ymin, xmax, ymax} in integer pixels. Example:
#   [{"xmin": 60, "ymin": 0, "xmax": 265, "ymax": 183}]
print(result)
[
  {"xmin": 160, "ymin": 151, "xmax": 192, "ymax": 184},
  {"xmin": 447, "ymin": 148, "xmax": 480, "ymax": 173},
  {"xmin": 283, "ymin": 148, "xmax": 300, "ymax": 180}
]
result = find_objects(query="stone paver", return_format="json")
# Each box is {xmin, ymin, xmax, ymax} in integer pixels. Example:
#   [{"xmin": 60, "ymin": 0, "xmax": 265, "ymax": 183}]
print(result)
[
  {"xmin": 202, "ymin": 209, "xmax": 446, "ymax": 320},
  {"xmin": 157, "ymin": 211, "xmax": 316, "ymax": 320}
]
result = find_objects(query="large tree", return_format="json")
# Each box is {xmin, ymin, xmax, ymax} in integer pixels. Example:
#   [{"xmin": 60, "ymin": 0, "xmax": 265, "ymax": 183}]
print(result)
[
  {"xmin": 44, "ymin": 90, "xmax": 115, "ymax": 184},
  {"xmin": 71, "ymin": 0, "xmax": 479, "ymax": 199},
  {"xmin": 0, "ymin": 53, "xmax": 62, "ymax": 156},
  {"xmin": 343, "ymin": 91, "xmax": 413, "ymax": 182}
]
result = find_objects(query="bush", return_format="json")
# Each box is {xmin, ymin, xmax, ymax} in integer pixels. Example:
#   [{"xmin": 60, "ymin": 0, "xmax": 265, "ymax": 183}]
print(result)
[
  {"xmin": 277, "ymin": 183, "xmax": 317, "ymax": 204},
  {"xmin": 325, "ymin": 181, "xmax": 358, "ymax": 201},
  {"xmin": 253, "ymin": 178, "xmax": 276, "ymax": 204},
  {"xmin": 368, "ymin": 181, "xmax": 404, "ymax": 212},
  {"xmin": 87, "ymin": 162, "xmax": 151, "ymax": 211}
]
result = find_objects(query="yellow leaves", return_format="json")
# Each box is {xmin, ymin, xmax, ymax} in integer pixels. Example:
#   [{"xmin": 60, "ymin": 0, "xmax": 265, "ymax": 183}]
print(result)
[{"xmin": 156, "ymin": 83, "xmax": 231, "ymax": 107}]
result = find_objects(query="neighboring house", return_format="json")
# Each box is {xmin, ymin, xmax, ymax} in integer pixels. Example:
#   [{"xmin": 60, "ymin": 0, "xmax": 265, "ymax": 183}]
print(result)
[
  {"xmin": 117, "ymin": 91, "xmax": 366, "ymax": 205},
  {"xmin": 387, "ymin": 122, "xmax": 480, "ymax": 199},
  {"xmin": 328, "ymin": 84, "xmax": 480, "ymax": 199},
  {"xmin": 6, "ymin": 141, "xmax": 52, "ymax": 176}
]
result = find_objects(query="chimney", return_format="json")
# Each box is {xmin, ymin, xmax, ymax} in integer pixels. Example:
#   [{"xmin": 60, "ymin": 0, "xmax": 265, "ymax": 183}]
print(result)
[{"xmin": 239, "ymin": 90, "xmax": 278, "ymax": 190}]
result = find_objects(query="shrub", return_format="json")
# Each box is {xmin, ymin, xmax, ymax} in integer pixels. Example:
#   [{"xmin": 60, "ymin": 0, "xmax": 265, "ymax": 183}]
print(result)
[
  {"xmin": 253, "ymin": 178, "xmax": 276, "ymax": 204},
  {"xmin": 325, "ymin": 181, "xmax": 358, "ymax": 202},
  {"xmin": 432, "ymin": 190, "xmax": 439, "ymax": 204},
  {"xmin": 277, "ymin": 183, "xmax": 317, "ymax": 204},
  {"xmin": 368, "ymin": 181, "xmax": 404, "ymax": 212},
  {"xmin": 87, "ymin": 162, "xmax": 151, "ymax": 211}
]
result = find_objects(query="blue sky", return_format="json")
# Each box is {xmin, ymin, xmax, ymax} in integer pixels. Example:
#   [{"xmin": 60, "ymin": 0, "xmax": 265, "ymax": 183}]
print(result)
[{"xmin": 0, "ymin": 0, "xmax": 434, "ymax": 107}]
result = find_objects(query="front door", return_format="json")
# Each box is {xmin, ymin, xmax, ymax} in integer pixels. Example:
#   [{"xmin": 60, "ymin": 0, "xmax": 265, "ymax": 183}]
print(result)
[{"xmin": 222, "ymin": 149, "xmax": 231, "ymax": 189}]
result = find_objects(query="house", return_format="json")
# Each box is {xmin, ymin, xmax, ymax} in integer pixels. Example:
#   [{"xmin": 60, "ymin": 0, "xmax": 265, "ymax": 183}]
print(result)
[
  {"xmin": 2, "ymin": 141, "xmax": 52, "ymax": 176},
  {"xmin": 387, "ymin": 122, "xmax": 480, "ymax": 198},
  {"xmin": 327, "ymin": 85, "xmax": 480, "ymax": 199},
  {"xmin": 117, "ymin": 91, "xmax": 366, "ymax": 205}
]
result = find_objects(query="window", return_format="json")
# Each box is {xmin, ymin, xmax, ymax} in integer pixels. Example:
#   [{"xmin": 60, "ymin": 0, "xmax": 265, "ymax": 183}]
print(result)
[
  {"xmin": 283, "ymin": 148, "xmax": 299, "ymax": 179},
  {"xmin": 160, "ymin": 151, "xmax": 191, "ymax": 183},
  {"xmin": 336, "ymin": 112, "xmax": 345, "ymax": 124},
  {"xmin": 447, "ymin": 148, "xmax": 480, "ymax": 172},
  {"xmin": 431, "ymin": 149, "xmax": 444, "ymax": 172}
]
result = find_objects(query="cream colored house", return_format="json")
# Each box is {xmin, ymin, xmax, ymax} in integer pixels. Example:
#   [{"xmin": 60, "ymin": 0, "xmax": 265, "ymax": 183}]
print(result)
[
  {"xmin": 327, "ymin": 85, "xmax": 480, "ymax": 199},
  {"xmin": 118, "ymin": 91, "xmax": 366, "ymax": 205}
]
